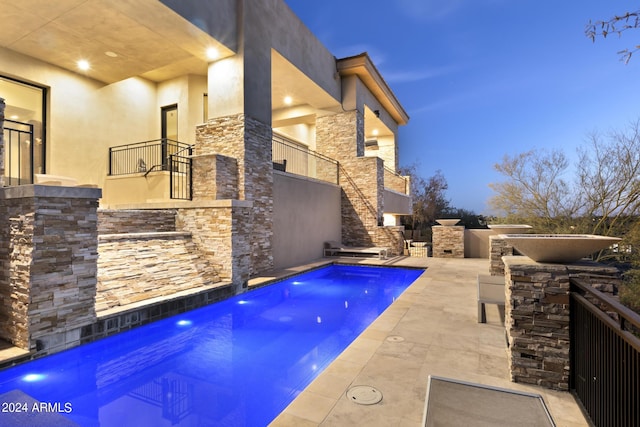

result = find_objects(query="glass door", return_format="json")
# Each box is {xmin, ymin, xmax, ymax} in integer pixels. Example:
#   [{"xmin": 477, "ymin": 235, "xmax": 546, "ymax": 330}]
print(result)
[{"xmin": 1, "ymin": 76, "xmax": 46, "ymax": 185}]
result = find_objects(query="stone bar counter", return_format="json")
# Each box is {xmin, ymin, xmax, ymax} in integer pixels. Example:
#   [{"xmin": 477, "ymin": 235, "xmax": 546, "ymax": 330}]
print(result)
[{"xmin": 502, "ymin": 255, "xmax": 620, "ymax": 391}]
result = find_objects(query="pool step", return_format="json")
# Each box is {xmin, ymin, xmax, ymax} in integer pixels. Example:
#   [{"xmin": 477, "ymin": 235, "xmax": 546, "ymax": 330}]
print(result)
[{"xmin": 97, "ymin": 231, "xmax": 221, "ymax": 312}]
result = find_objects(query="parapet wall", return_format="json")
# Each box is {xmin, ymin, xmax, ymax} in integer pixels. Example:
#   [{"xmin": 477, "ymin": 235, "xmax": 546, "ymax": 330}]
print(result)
[
  {"xmin": 503, "ymin": 256, "xmax": 620, "ymax": 390},
  {"xmin": 432, "ymin": 225, "xmax": 464, "ymax": 258},
  {"xmin": 489, "ymin": 235, "xmax": 514, "ymax": 275}
]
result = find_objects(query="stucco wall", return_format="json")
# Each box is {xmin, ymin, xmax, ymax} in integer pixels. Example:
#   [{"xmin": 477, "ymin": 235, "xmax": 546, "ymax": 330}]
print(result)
[
  {"xmin": 272, "ymin": 171, "xmax": 341, "ymax": 269},
  {"xmin": 158, "ymin": 74, "xmax": 207, "ymax": 146},
  {"xmin": 0, "ymin": 47, "xmax": 158, "ymax": 189},
  {"xmin": 465, "ymin": 229, "xmax": 495, "ymax": 258}
]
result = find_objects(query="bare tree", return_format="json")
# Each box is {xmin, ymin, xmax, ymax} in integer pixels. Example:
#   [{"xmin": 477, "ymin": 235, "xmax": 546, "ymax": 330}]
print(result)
[
  {"xmin": 489, "ymin": 119, "xmax": 640, "ymax": 242},
  {"xmin": 575, "ymin": 120, "xmax": 640, "ymax": 235},
  {"xmin": 488, "ymin": 149, "xmax": 578, "ymax": 232},
  {"xmin": 422, "ymin": 170, "xmax": 451, "ymax": 225},
  {"xmin": 399, "ymin": 166, "xmax": 450, "ymax": 236},
  {"xmin": 586, "ymin": 9, "xmax": 640, "ymax": 63}
]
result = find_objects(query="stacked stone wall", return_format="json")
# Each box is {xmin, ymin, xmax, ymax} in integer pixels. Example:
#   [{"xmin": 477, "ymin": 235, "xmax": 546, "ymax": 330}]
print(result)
[
  {"xmin": 195, "ymin": 114, "xmax": 273, "ymax": 276},
  {"xmin": 192, "ymin": 153, "xmax": 239, "ymax": 201},
  {"xmin": 317, "ymin": 111, "xmax": 388, "ymax": 247},
  {"xmin": 503, "ymin": 256, "xmax": 621, "ymax": 391},
  {"xmin": 96, "ymin": 232, "xmax": 221, "ymax": 311},
  {"xmin": 0, "ymin": 186, "xmax": 100, "ymax": 354},
  {"xmin": 432, "ymin": 226, "xmax": 465, "ymax": 258},
  {"xmin": 384, "ymin": 168, "xmax": 407, "ymax": 194},
  {"xmin": 375, "ymin": 226, "xmax": 405, "ymax": 256},
  {"xmin": 0, "ymin": 98, "xmax": 4, "ymax": 187},
  {"xmin": 176, "ymin": 204, "xmax": 251, "ymax": 291},
  {"xmin": 98, "ymin": 209, "xmax": 176, "ymax": 234},
  {"xmin": 0, "ymin": 200, "xmax": 35, "ymax": 349},
  {"xmin": 489, "ymin": 235, "xmax": 514, "ymax": 275}
]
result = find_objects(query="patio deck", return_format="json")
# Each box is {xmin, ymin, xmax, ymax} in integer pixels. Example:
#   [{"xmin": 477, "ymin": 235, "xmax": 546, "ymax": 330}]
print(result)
[{"xmin": 268, "ymin": 257, "xmax": 588, "ymax": 427}]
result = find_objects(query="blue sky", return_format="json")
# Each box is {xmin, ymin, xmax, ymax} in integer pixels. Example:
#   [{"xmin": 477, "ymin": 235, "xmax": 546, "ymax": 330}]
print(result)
[{"xmin": 285, "ymin": 0, "xmax": 640, "ymax": 214}]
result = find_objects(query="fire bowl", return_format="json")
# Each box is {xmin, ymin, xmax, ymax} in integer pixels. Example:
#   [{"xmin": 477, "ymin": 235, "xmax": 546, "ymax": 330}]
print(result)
[
  {"xmin": 500, "ymin": 234, "xmax": 621, "ymax": 263},
  {"xmin": 435, "ymin": 219, "xmax": 460, "ymax": 226}
]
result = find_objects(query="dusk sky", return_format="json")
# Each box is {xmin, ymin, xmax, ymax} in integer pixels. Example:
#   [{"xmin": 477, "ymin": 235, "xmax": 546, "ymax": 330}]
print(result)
[{"xmin": 286, "ymin": 1, "xmax": 640, "ymax": 214}]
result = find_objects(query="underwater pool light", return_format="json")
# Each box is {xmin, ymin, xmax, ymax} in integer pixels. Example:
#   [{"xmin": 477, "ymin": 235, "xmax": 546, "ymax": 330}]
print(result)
[
  {"xmin": 176, "ymin": 320, "xmax": 193, "ymax": 327},
  {"xmin": 22, "ymin": 373, "xmax": 47, "ymax": 382}
]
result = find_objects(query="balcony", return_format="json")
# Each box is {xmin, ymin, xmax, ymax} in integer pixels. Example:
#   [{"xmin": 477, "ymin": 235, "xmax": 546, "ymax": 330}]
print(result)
[{"xmin": 384, "ymin": 166, "xmax": 411, "ymax": 215}]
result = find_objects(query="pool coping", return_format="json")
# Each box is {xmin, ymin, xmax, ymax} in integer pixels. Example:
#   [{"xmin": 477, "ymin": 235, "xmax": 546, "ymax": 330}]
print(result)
[{"xmin": 268, "ymin": 257, "xmax": 587, "ymax": 427}]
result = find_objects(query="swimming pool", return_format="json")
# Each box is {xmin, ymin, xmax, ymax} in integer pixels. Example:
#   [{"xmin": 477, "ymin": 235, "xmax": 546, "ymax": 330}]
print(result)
[{"xmin": 0, "ymin": 264, "xmax": 423, "ymax": 426}]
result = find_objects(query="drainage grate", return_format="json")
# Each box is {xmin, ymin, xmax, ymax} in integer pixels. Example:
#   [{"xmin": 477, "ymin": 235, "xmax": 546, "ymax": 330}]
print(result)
[
  {"xmin": 346, "ymin": 386, "xmax": 383, "ymax": 405},
  {"xmin": 386, "ymin": 335, "xmax": 405, "ymax": 343}
]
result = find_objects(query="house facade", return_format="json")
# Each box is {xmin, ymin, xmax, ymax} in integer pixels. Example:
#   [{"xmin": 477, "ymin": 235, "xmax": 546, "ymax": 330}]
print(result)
[{"xmin": 0, "ymin": 0, "xmax": 411, "ymax": 355}]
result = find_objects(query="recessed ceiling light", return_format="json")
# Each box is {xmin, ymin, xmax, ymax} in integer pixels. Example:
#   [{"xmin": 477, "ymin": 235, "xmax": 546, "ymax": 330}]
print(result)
[
  {"xmin": 284, "ymin": 96, "xmax": 292, "ymax": 105},
  {"xmin": 105, "ymin": 51, "xmax": 118, "ymax": 58},
  {"xmin": 77, "ymin": 59, "xmax": 90, "ymax": 71},
  {"xmin": 372, "ymin": 129, "xmax": 379, "ymax": 136},
  {"xmin": 206, "ymin": 47, "xmax": 219, "ymax": 60}
]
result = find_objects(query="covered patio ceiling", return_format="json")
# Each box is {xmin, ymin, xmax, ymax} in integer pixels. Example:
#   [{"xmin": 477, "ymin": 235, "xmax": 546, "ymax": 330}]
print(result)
[
  {"xmin": 0, "ymin": 0, "xmax": 234, "ymax": 84},
  {"xmin": 271, "ymin": 50, "xmax": 341, "ymax": 122}
]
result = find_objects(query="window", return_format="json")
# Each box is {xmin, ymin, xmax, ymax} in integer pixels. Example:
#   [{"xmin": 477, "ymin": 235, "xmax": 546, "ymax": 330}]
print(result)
[{"xmin": 1, "ymin": 76, "xmax": 46, "ymax": 185}]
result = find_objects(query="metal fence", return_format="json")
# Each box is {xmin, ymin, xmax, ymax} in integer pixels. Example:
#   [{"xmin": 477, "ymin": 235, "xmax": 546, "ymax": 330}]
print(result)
[
  {"xmin": 272, "ymin": 135, "xmax": 339, "ymax": 185},
  {"xmin": 3, "ymin": 119, "xmax": 34, "ymax": 185},
  {"xmin": 570, "ymin": 278, "xmax": 640, "ymax": 426},
  {"xmin": 169, "ymin": 148, "xmax": 192, "ymax": 200},
  {"xmin": 108, "ymin": 139, "xmax": 193, "ymax": 200}
]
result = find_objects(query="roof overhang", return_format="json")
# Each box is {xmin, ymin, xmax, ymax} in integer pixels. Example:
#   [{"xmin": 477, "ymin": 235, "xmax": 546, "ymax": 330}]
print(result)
[
  {"xmin": 336, "ymin": 53, "xmax": 409, "ymax": 126},
  {"xmin": 0, "ymin": 0, "xmax": 235, "ymax": 84}
]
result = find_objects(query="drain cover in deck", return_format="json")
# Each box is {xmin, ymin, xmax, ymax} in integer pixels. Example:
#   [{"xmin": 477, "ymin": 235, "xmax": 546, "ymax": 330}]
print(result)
[{"xmin": 346, "ymin": 385, "xmax": 383, "ymax": 405}]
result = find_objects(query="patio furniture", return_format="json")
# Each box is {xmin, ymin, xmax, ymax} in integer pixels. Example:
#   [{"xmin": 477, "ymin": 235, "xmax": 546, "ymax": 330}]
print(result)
[
  {"xmin": 272, "ymin": 159, "xmax": 287, "ymax": 172},
  {"xmin": 477, "ymin": 274, "xmax": 505, "ymax": 323},
  {"xmin": 323, "ymin": 241, "xmax": 389, "ymax": 260}
]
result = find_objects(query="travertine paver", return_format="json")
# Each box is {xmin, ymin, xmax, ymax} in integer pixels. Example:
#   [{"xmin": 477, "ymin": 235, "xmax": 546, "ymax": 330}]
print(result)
[{"xmin": 270, "ymin": 257, "xmax": 588, "ymax": 427}]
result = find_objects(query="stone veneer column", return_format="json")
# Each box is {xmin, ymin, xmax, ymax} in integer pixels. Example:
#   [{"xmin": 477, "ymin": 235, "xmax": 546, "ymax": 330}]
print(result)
[
  {"xmin": 489, "ymin": 235, "xmax": 514, "ymax": 275},
  {"xmin": 176, "ymin": 202, "xmax": 252, "ymax": 292},
  {"xmin": 195, "ymin": 114, "xmax": 273, "ymax": 276},
  {"xmin": 503, "ymin": 256, "xmax": 620, "ymax": 391},
  {"xmin": 191, "ymin": 154, "xmax": 239, "ymax": 201},
  {"xmin": 0, "ymin": 185, "xmax": 101, "ymax": 353},
  {"xmin": 432, "ymin": 225, "xmax": 465, "ymax": 258},
  {"xmin": 316, "ymin": 111, "xmax": 386, "ymax": 247},
  {"xmin": 0, "ymin": 97, "xmax": 4, "ymax": 187}
]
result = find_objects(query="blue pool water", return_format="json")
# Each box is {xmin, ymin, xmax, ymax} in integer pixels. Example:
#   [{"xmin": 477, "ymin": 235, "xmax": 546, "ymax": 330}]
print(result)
[{"xmin": 0, "ymin": 265, "xmax": 423, "ymax": 426}]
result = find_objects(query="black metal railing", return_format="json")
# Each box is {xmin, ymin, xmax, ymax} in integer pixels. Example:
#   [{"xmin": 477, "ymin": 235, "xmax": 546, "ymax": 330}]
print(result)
[
  {"xmin": 108, "ymin": 139, "xmax": 190, "ymax": 176},
  {"xmin": 169, "ymin": 145, "xmax": 192, "ymax": 200},
  {"xmin": 272, "ymin": 135, "xmax": 339, "ymax": 184},
  {"xmin": 570, "ymin": 278, "xmax": 640, "ymax": 427},
  {"xmin": 3, "ymin": 119, "xmax": 34, "ymax": 185},
  {"xmin": 108, "ymin": 138, "xmax": 193, "ymax": 200}
]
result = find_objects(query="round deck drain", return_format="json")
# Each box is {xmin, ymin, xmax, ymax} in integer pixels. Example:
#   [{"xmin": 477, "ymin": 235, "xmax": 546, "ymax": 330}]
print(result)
[
  {"xmin": 386, "ymin": 335, "xmax": 405, "ymax": 343},
  {"xmin": 346, "ymin": 386, "xmax": 383, "ymax": 405}
]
